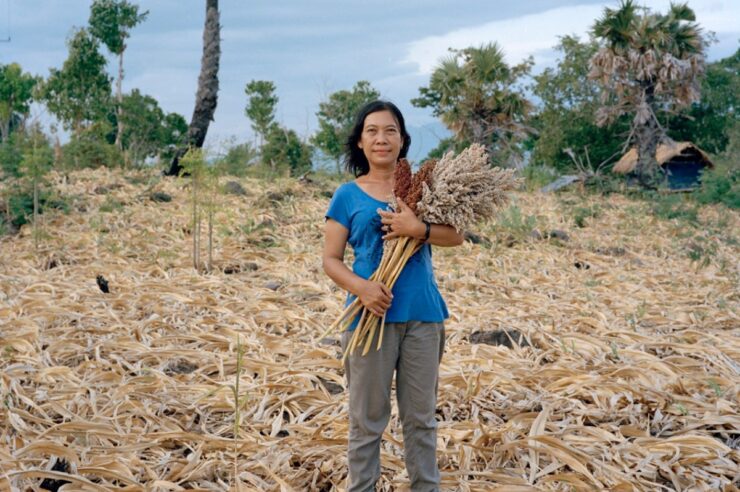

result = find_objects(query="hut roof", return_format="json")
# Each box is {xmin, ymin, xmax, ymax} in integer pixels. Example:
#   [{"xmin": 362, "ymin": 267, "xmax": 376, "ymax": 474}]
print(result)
[{"xmin": 613, "ymin": 141, "xmax": 714, "ymax": 174}]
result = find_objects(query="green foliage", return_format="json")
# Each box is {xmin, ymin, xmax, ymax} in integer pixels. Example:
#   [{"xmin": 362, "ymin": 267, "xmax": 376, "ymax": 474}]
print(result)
[
  {"xmin": 311, "ymin": 81, "xmax": 380, "ymax": 172},
  {"xmin": 686, "ymin": 234, "xmax": 719, "ymax": 269},
  {"xmin": 522, "ymin": 164, "xmax": 559, "ymax": 192},
  {"xmin": 0, "ymin": 63, "xmax": 40, "ymax": 142},
  {"xmin": 529, "ymin": 35, "xmax": 628, "ymax": 172},
  {"xmin": 649, "ymin": 193, "xmax": 699, "ymax": 224},
  {"xmin": 41, "ymin": 28, "xmax": 112, "ymax": 133},
  {"xmin": 412, "ymin": 43, "xmax": 533, "ymax": 166},
  {"xmin": 691, "ymin": 121, "xmax": 740, "ymax": 209},
  {"xmin": 695, "ymin": 165, "xmax": 739, "ymax": 210},
  {"xmin": 261, "ymin": 124, "xmax": 312, "ymax": 176},
  {"xmin": 159, "ymin": 112, "xmax": 188, "ymax": 163},
  {"xmin": 99, "ymin": 196, "xmax": 125, "ymax": 213},
  {"xmin": 89, "ymin": 0, "xmax": 148, "ymax": 56},
  {"xmin": 0, "ymin": 125, "xmax": 54, "ymax": 179},
  {"xmin": 19, "ymin": 129, "xmax": 53, "ymax": 181},
  {"xmin": 244, "ymin": 80, "xmax": 278, "ymax": 144},
  {"xmin": 3, "ymin": 185, "xmax": 69, "ymax": 228},
  {"xmin": 105, "ymin": 88, "xmax": 183, "ymax": 166},
  {"xmin": 62, "ymin": 122, "xmax": 123, "ymax": 169},
  {"xmin": 572, "ymin": 205, "xmax": 601, "ymax": 228},
  {"xmin": 493, "ymin": 204, "xmax": 538, "ymax": 242},
  {"xmin": 0, "ymin": 135, "xmax": 23, "ymax": 178},
  {"xmin": 216, "ymin": 141, "xmax": 258, "ymax": 177},
  {"xmin": 667, "ymin": 48, "xmax": 739, "ymax": 154}
]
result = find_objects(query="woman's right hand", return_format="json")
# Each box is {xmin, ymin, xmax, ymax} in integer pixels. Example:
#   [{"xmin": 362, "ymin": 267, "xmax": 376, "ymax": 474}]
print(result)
[{"xmin": 357, "ymin": 280, "xmax": 393, "ymax": 317}]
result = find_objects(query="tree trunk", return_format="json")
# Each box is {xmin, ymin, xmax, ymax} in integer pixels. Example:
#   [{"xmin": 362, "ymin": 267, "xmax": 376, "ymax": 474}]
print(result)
[
  {"xmin": 115, "ymin": 50, "xmax": 124, "ymax": 154},
  {"xmin": 634, "ymin": 85, "xmax": 664, "ymax": 188},
  {"xmin": 166, "ymin": 0, "xmax": 220, "ymax": 176}
]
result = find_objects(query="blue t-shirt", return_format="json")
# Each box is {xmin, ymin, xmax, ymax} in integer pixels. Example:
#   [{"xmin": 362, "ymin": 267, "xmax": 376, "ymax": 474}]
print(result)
[{"xmin": 325, "ymin": 181, "xmax": 449, "ymax": 330}]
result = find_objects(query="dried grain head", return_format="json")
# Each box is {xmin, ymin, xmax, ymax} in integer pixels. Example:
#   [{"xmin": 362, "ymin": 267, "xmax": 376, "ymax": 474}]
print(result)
[
  {"xmin": 417, "ymin": 144, "xmax": 521, "ymax": 232},
  {"xmin": 393, "ymin": 158, "xmax": 413, "ymax": 205},
  {"xmin": 407, "ymin": 159, "xmax": 437, "ymax": 215}
]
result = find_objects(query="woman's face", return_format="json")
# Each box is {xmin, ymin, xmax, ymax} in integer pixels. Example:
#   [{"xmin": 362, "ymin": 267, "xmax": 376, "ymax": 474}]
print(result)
[{"xmin": 358, "ymin": 110, "xmax": 403, "ymax": 168}]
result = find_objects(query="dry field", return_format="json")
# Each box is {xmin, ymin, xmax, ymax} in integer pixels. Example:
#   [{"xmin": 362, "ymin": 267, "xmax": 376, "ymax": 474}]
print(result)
[{"xmin": 1, "ymin": 168, "xmax": 738, "ymax": 491}]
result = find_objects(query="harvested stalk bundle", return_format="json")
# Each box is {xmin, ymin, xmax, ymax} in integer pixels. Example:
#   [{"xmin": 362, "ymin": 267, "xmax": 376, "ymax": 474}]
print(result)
[{"xmin": 328, "ymin": 145, "xmax": 521, "ymax": 360}]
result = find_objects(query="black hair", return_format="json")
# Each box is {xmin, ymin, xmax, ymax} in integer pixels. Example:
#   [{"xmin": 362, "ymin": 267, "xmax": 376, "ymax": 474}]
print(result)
[{"xmin": 344, "ymin": 100, "xmax": 411, "ymax": 177}]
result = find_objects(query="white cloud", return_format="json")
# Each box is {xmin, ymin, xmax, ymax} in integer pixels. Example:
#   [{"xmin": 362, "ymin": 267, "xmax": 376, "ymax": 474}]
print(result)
[{"xmin": 403, "ymin": 0, "xmax": 740, "ymax": 74}]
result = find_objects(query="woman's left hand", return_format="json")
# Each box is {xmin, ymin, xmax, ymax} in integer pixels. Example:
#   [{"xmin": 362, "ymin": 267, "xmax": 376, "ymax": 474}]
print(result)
[{"xmin": 378, "ymin": 197, "xmax": 425, "ymax": 240}]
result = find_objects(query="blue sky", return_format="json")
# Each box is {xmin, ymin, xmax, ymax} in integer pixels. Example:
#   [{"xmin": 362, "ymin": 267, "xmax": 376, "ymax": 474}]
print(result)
[{"xmin": 1, "ymin": 0, "xmax": 738, "ymax": 162}]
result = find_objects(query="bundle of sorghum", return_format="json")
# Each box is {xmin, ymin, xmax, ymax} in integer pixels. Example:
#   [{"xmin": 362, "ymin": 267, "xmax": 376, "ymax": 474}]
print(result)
[{"xmin": 327, "ymin": 145, "xmax": 521, "ymax": 359}]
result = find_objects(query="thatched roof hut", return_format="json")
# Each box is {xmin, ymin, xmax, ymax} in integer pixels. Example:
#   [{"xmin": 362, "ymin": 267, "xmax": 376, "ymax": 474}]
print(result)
[{"xmin": 613, "ymin": 141, "xmax": 714, "ymax": 189}]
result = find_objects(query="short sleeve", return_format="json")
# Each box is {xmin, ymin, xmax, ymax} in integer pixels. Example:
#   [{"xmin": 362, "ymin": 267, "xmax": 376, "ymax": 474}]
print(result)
[{"xmin": 325, "ymin": 184, "xmax": 352, "ymax": 230}]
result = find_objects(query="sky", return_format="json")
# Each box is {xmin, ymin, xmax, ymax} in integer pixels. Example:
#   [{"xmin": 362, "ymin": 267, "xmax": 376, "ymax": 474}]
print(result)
[{"xmin": 1, "ymin": 0, "xmax": 738, "ymax": 162}]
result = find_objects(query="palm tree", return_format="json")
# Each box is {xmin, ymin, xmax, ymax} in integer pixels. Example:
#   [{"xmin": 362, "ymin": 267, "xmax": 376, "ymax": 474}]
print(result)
[
  {"xmin": 589, "ymin": 0, "xmax": 706, "ymax": 187},
  {"xmin": 166, "ymin": 0, "xmax": 220, "ymax": 176},
  {"xmin": 412, "ymin": 43, "xmax": 533, "ymax": 167}
]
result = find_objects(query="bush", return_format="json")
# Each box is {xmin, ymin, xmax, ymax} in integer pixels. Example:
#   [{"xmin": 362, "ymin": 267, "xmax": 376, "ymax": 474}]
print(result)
[
  {"xmin": 0, "ymin": 134, "xmax": 24, "ymax": 178},
  {"xmin": 521, "ymin": 164, "xmax": 558, "ymax": 191},
  {"xmin": 573, "ymin": 205, "xmax": 601, "ymax": 228},
  {"xmin": 215, "ymin": 142, "xmax": 258, "ymax": 177},
  {"xmin": 0, "ymin": 130, "xmax": 54, "ymax": 179},
  {"xmin": 650, "ymin": 193, "xmax": 699, "ymax": 224},
  {"xmin": 3, "ymin": 185, "xmax": 69, "ymax": 228},
  {"xmin": 694, "ymin": 164, "xmax": 739, "ymax": 209},
  {"xmin": 61, "ymin": 123, "xmax": 123, "ymax": 170},
  {"xmin": 493, "ymin": 204, "xmax": 538, "ymax": 242}
]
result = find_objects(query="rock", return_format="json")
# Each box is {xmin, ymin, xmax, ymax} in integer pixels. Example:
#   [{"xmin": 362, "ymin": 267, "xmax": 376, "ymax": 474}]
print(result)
[
  {"xmin": 540, "ymin": 175, "xmax": 582, "ymax": 193},
  {"xmin": 164, "ymin": 359, "xmax": 198, "ymax": 375},
  {"xmin": 40, "ymin": 459, "xmax": 71, "ymax": 491},
  {"xmin": 94, "ymin": 183, "xmax": 123, "ymax": 195},
  {"xmin": 96, "ymin": 275, "xmax": 110, "ymax": 294},
  {"xmin": 44, "ymin": 256, "xmax": 61, "ymax": 270},
  {"xmin": 464, "ymin": 231, "xmax": 491, "ymax": 247},
  {"xmin": 595, "ymin": 246, "xmax": 627, "ymax": 256},
  {"xmin": 224, "ymin": 181, "xmax": 247, "ymax": 196},
  {"xmin": 266, "ymin": 191, "xmax": 290, "ymax": 202},
  {"xmin": 319, "ymin": 337, "xmax": 341, "ymax": 347},
  {"xmin": 504, "ymin": 234, "xmax": 518, "ymax": 248},
  {"xmin": 574, "ymin": 261, "xmax": 590, "ymax": 270},
  {"xmin": 529, "ymin": 229, "xmax": 543, "ymax": 240},
  {"xmin": 318, "ymin": 376, "xmax": 344, "ymax": 395},
  {"xmin": 264, "ymin": 280, "xmax": 281, "ymax": 291},
  {"xmin": 223, "ymin": 262, "xmax": 258, "ymax": 275},
  {"xmin": 150, "ymin": 192, "xmax": 172, "ymax": 203},
  {"xmin": 469, "ymin": 329, "xmax": 530, "ymax": 349},
  {"xmin": 547, "ymin": 230, "xmax": 570, "ymax": 242}
]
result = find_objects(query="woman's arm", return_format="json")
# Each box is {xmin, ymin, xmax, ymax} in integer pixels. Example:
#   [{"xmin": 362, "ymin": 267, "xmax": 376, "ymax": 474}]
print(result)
[
  {"xmin": 322, "ymin": 219, "xmax": 393, "ymax": 317},
  {"xmin": 378, "ymin": 198, "xmax": 464, "ymax": 247}
]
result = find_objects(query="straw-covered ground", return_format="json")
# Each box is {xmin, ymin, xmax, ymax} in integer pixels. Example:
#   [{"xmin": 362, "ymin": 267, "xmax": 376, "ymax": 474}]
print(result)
[{"xmin": 1, "ymin": 168, "xmax": 738, "ymax": 491}]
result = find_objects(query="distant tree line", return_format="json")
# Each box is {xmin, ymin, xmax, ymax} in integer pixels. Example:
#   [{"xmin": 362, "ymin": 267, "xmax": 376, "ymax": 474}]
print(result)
[{"xmin": 1, "ymin": 1, "xmax": 737, "ymax": 188}]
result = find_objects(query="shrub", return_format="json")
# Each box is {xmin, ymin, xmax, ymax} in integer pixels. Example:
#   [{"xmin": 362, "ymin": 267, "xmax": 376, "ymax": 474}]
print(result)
[
  {"xmin": 522, "ymin": 164, "xmax": 558, "ymax": 191},
  {"xmin": 61, "ymin": 123, "xmax": 123, "ymax": 170},
  {"xmin": 573, "ymin": 205, "xmax": 601, "ymax": 228},
  {"xmin": 650, "ymin": 193, "xmax": 699, "ymax": 224},
  {"xmin": 493, "ymin": 204, "xmax": 538, "ymax": 242},
  {"xmin": 0, "ymin": 130, "xmax": 54, "ymax": 179},
  {"xmin": 215, "ymin": 142, "xmax": 258, "ymax": 177},
  {"xmin": 3, "ymin": 185, "xmax": 69, "ymax": 228},
  {"xmin": 694, "ymin": 164, "xmax": 739, "ymax": 209}
]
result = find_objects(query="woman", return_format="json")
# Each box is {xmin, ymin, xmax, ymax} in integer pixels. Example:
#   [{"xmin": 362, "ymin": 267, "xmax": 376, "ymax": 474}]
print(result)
[{"xmin": 323, "ymin": 100, "xmax": 464, "ymax": 491}]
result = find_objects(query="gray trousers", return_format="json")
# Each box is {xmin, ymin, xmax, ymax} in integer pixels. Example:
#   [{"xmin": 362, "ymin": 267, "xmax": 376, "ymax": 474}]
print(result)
[{"xmin": 341, "ymin": 321, "xmax": 446, "ymax": 492}]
